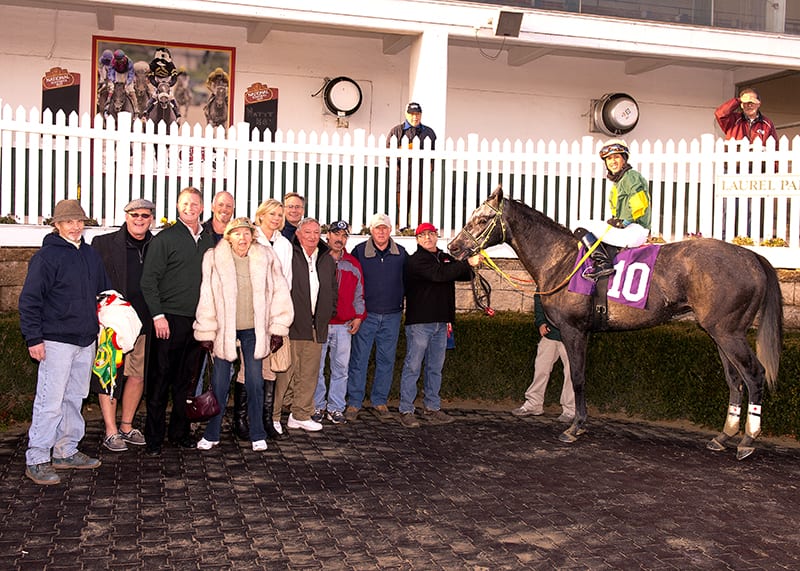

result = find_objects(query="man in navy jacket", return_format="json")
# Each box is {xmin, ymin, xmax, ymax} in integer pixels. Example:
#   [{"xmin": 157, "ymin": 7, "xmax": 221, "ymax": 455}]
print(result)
[{"xmin": 19, "ymin": 199, "xmax": 111, "ymax": 485}]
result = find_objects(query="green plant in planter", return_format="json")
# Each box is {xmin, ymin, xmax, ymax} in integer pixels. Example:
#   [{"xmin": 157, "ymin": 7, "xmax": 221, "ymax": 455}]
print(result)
[{"xmin": 0, "ymin": 213, "xmax": 19, "ymax": 224}]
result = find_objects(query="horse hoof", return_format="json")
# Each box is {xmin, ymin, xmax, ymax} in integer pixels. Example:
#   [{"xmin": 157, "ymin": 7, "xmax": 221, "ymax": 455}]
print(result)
[
  {"xmin": 736, "ymin": 446, "xmax": 756, "ymax": 461},
  {"xmin": 706, "ymin": 437, "xmax": 727, "ymax": 452}
]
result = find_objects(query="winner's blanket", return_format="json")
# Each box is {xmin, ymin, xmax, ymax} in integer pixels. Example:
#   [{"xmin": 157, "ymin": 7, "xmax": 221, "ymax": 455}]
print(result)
[{"xmin": 568, "ymin": 245, "xmax": 661, "ymax": 309}]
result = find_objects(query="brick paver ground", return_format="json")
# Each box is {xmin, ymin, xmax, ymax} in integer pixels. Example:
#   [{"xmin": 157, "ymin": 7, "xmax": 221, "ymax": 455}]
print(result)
[{"xmin": 0, "ymin": 407, "xmax": 798, "ymax": 570}]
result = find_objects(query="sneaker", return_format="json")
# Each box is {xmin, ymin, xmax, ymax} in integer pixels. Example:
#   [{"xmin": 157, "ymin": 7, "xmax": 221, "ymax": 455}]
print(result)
[
  {"xmin": 196, "ymin": 437, "xmax": 219, "ymax": 450},
  {"xmin": 326, "ymin": 410, "xmax": 347, "ymax": 424},
  {"xmin": 119, "ymin": 428, "xmax": 146, "ymax": 446},
  {"xmin": 25, "ymin": 463, "xmax": 60, "ymax": 485},
  {"xmin": 311, "ymin": 409, "xmax": 325, "ymax": 423},
  {"xmin": 399, "ymin": 412, "xmax": 420, "ymax": 429},
  {"xmin": 423, "ymin": 409, "xmax": 455, "ymax": 425},
  {"xmin": 273, "ymin": 421, "xmax": 284, "ymax": 435},
  {"xmin": 558, "ymin": 413, "xmax": 576, "ymax": 423},
  {"xmin": 52, "ymin": 451, "xmax": 101, "ymax": 470},
  {"xmin": 511, "ymin": 405, "xmax": 544, "ymax": 417},
  {"xmin": 103, "ymin": 433, "xmax": 128, "ymax": 452},
  {"xmin": 344, "ymin": 406, "xmax": 360, "ymax": 422},
  {"xmin": 251, "ymin": 440, "xmax": 268, "ymax": 451},
  {"xmin": 373, "ymin": 404, "xmax": 394, "ymax": 423},
  {"xmin": 287, "ymin": 413, "xmax": 323, "ymax": 432}
]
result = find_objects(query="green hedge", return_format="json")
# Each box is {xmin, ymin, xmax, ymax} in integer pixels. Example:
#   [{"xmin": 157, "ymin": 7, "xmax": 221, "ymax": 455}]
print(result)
[
  {"xmin": 431, "ymin": 313, "xmax": 799, "ymax": 439},
  {"xmin": 3, "ymin": 311, "xmax": 799, "ymax": 439}
]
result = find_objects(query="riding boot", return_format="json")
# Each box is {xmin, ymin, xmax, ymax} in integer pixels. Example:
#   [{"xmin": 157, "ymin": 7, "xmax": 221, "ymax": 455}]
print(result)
[
  {"xmin": 232, "ymin": 381, "xmax": 250, "ymax": 441},
  {"xmin": 263, "ymin": 380, "xmax": 285, "ymax": 440},
  {"xmin": 578, "ymin": 231, "xmax": 616, "ymax": 280}
]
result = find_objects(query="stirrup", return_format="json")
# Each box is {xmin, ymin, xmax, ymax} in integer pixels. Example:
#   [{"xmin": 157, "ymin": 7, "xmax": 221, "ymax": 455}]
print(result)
[{"xmin": 582, "ymin": 265, "xmax": 615, "ymax": 281}]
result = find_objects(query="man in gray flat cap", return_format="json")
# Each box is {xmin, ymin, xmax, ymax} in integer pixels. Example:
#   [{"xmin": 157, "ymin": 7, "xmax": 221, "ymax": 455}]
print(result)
[{"xmin": 90, "ymin": 197, "xmax": 157, "ymax": 452}]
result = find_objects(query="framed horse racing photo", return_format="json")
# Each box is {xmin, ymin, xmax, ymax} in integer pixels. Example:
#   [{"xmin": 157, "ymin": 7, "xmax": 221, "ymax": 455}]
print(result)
[{"xmin": 91, "ymin": 36, "xmax": 235, "ymax": 129}]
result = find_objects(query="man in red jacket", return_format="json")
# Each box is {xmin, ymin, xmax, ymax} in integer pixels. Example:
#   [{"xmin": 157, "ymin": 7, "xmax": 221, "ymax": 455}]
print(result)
[
  {"xmin": 312, "ymin": 220, "xmax": 366, "ymax": 424},
  {"xmin": 715, "ymin": 88, "xmax": 777, "ymax": 145}
]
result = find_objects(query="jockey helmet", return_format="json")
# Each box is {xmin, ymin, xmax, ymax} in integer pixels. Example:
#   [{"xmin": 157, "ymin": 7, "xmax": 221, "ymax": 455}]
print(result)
[
  {"xmin": 100, "ymin": 49, "xmax": 113, "ymax": 66},
  {"xmin": 112, "ymin": 50, "xmax": 129, "ymax": 72},
  {"xmin": 599, "ymin": 139, "xmax": 629, "ymax": 161},
  {"xmin": 153, "ymin": 47, "xmax": 172, "ymax": 63}
]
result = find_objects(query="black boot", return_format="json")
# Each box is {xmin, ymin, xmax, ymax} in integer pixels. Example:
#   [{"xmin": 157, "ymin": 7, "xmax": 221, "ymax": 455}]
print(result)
[
  {"xmin": 579, "ymin": 231, "xmax": 616, "ymax": 280},
  {"xmin": 263, "ymin": 380, "xmax": 285, "ymax": 440},
  {"xmin": 232, "ymin": 381, "xmax": 250, "ymax": 441}
]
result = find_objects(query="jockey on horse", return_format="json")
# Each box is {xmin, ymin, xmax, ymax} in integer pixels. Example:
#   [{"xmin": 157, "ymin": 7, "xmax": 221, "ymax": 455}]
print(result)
[
  {"xmin": 203, "ymin": 67, "xmax": 230, "ymax": 128},
  {"xmin": 574, "ymin": 139, "xmax": 652, "ymax": 281},
  {"xmin": 105, "ymin": 49, "xmax": 136, "ymax": 115},
  {"xmin": 143, "ymin": 46, "xmax": 181, "ymax": 121}
]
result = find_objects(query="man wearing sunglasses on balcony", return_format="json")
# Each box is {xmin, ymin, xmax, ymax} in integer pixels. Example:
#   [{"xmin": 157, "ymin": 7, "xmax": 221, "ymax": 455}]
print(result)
[{"xmin": 89, "ymin": 198, "xmax": 156, "ymax": 452}]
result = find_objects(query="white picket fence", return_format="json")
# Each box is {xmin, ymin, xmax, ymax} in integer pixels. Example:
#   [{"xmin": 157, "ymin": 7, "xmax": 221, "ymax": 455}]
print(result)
[{"xmin": 2, "ymin": 102, "xmax": 800, "ymax": 267}]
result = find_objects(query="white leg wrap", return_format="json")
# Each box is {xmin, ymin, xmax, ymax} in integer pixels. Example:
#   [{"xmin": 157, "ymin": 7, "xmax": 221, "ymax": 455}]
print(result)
[
  {"xmin": 723, "ymin": 404, "xmax": 741, "ymax": 437},
  {"xmin": 745, "ymin": 403, "xmax": 762, "ymax": 439}
]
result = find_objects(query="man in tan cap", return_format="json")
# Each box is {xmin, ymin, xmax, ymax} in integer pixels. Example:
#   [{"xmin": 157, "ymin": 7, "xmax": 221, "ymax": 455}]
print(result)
[
  {"xmin": 345, "ymin": 213, "xmax": 407, "ymax": 423},
  {"xmin": 19, "ymin": 199, "xmax": 111, "ymax": 485},
  {"xmin": 90, "ymin": 197, "xmax": 156, "ymax": 452},
  {"xmin": 714, "ymin": 87, "xmax": 777, "ymax": 144}
]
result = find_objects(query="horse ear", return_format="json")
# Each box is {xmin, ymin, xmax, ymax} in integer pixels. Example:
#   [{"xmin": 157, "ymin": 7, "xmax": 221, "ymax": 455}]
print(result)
[{"xmin": 489, "ymin": 185, "xmax": 504, "ymax": 204}]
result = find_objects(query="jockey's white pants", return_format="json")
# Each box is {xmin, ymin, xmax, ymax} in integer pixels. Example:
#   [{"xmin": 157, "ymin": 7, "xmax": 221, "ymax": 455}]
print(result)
[{"xmin": 574, "ymin": 221, "xmax": 649, "ymax": 248}]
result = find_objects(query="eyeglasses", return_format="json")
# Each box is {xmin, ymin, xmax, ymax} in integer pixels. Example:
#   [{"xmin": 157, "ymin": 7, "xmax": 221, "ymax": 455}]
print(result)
[
  {"xmin": 127, "ymin": 212, "xmax": 153, "ymax": 219},
  {"xmin": 417, "ymin": 231, "xmax": 438, "ymax": 239},
  {"xmin": 285, "ymin": 205, "xmax": 305, "ymax": 210}
]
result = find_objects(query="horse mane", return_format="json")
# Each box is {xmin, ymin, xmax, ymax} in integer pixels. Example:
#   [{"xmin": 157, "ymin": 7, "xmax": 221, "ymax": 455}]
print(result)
[{"xmin": 506, "ymin": 197, "xmax": 576, "ymax": 242}]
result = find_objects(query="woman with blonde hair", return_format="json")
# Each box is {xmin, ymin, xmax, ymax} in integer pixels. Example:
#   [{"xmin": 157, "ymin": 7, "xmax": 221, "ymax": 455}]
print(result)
[
  {"xmin": 254, "ymin": 198, "xmax": 294, "ymax": 439},
  {"xmin": 194, "ymin": 217, "xmax": 293, "ymax": 451}
]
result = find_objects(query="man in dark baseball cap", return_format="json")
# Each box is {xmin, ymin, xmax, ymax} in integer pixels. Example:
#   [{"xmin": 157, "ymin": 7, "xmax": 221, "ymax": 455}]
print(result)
[{"xmin": 386, "ymin": 101, "xmax": 437, "ymax": 227}]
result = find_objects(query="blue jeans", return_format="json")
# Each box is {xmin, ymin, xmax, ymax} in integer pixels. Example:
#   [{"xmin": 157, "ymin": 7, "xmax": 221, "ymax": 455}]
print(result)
[
  {"xmin": 314, "ymin": 324, "xmax": 352, "ymax": 413},
  {"xmin": 203, "ymin": 329, "xmax": 266, "ymax": 442},
  {"xmin": 26, "ymin": 340, "xmax": 95, "ymax": 465},
  {"xmin": 398, "ymin": 322, "xmax": 447, "ymax": 414},
  {"xmin": 347, "ymin": 311, "xmax": 402, "ymax": 408}
]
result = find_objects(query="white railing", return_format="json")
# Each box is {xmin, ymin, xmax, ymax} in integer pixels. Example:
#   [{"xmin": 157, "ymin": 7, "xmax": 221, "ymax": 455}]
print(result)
[{"xmin": 2, "ymin": 101, "xmax": 800, "ymax": 267}]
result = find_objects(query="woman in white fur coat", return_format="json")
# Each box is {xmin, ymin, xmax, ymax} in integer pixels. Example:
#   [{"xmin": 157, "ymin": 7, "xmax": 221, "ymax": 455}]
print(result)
[{"xmin": 193, "ymin": 217, "xmax": 294, "ymax": 451}]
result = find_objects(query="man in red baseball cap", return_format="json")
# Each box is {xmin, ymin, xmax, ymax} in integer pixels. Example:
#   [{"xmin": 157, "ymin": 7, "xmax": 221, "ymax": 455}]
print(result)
[{"xmin": 396, "ymin": 223, "xmax": 477, "ymax": 428}]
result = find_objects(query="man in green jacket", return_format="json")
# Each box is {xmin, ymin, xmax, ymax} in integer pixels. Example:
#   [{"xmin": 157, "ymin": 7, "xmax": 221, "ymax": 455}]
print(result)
[{"xmin": 140, "ymin": 187, "xmax": 214, "ymax": 455}]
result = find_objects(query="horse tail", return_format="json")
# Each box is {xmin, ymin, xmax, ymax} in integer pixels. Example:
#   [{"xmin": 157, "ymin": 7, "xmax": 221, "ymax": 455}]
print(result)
[{"xmin": 755, "ymin": 253, "xmax": 783, "ymax": 391}]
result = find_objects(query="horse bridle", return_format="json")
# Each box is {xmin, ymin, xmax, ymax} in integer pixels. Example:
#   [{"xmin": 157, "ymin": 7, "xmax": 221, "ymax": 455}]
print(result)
[{"xmin": 457, "ymin": 198, "xmax": 507, "ymax": 256}]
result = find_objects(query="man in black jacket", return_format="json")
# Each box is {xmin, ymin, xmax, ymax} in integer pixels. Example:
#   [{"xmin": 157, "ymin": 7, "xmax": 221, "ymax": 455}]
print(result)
[
  {"xmin": 397, "ymin": 223, "xmax": 475, "ymax": 428},
  {"xmin": 140, "ymin": 187, "xmax": 214, "ymax": 454},
  {"xmin": 90, "ymin": 198, "xmax": 155, "ymax": 452}
]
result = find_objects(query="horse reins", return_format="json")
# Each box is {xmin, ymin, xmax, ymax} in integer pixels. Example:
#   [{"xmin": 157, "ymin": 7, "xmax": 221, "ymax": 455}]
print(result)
[{"xmin": 465, "ymin": 198, "xmax": 613, "ymax": 305}]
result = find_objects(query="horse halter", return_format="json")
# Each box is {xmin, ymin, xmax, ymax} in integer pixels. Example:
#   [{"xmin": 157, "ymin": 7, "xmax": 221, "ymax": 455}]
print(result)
[{"xmin": 457, "ymin": 198, "xmax": 507, "ymax": 255}]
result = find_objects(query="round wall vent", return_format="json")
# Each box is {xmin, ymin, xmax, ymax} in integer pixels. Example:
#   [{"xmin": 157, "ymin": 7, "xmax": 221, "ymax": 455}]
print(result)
[
  {"xmin": 592, "ymin": 93, "xmax": 639, "ymax": 136},
  {"xmin": 323, "ymin": 77, "xmax": 363, "ymax": 117}
]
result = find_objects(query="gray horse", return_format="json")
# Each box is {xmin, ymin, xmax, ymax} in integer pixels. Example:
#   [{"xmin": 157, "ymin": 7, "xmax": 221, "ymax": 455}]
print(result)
[{"xmin": 448, "ymin": 186, "xmax": 783, "ymax": 460}]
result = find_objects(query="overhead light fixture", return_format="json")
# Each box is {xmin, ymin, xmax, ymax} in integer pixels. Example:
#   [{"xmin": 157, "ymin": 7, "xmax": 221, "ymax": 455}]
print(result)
[{"xmin": 493, "ymin": 10, "xmax": 523, "ymax": 38}]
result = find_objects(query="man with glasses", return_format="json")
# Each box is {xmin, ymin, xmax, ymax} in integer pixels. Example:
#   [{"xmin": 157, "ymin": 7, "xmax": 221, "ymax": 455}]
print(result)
[
  {"xmin": 90, "ymin": 198, "xmax": 155, "ymax": 451},
  {"xmin": 396, "ymin": 223, "xmax": 475, "ymax": 428},
  {"xmin": 281, "ymin": 192, "xmax": 305, "ymax": 242},
  {"xmin": 312, "ymin": 220, "xmax": 366, "ymax": 425}
]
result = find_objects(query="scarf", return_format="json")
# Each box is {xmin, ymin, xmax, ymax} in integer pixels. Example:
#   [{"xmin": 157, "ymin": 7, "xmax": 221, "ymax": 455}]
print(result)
[{"xmin": 607, "ymin": 163, "xmax": 632, "ymax": 183}]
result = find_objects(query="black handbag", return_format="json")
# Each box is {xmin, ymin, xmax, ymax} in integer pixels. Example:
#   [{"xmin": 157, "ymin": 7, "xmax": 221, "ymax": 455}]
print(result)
[{"xmin": 186, "ymin": 350, "xmax": 221, "ymax": 421}]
